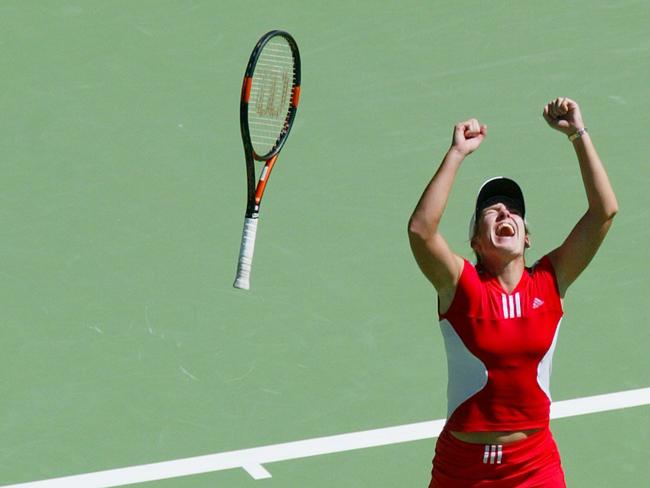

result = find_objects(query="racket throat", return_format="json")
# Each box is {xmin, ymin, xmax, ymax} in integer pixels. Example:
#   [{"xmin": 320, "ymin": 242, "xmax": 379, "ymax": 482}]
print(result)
[{"xmin": 254, "ymin": 154, "xmax": 278, "ymax": 205}]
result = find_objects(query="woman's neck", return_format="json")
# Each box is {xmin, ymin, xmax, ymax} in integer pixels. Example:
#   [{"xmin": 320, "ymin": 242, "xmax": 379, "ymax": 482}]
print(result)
[{"xmin": 481, "ymin": 256, "xmax": 525, "ymax": 293}]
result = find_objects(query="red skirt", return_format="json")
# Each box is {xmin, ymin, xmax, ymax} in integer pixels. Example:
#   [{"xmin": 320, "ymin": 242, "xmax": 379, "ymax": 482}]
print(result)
[{"xmin": 429, "ymin": 427, "xmax": 566, "ymax": 487}]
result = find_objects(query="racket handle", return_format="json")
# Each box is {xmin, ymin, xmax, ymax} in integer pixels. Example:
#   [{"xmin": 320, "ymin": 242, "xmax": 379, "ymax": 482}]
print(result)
[{"xmin": 233, "ymin": 216, "xmax": 259, "ymax": 290}]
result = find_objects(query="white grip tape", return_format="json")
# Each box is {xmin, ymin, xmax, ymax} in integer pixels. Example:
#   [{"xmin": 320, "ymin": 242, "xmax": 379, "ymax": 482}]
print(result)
[{"xmin": 233, "ymin": 217, "xmax": 258, "ymax": 290}]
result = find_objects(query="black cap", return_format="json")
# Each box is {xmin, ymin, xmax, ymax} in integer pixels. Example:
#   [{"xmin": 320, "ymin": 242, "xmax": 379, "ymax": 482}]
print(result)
[{"xmin": 474, "ymin": 177, "xmax": 525, "ymax": 221}]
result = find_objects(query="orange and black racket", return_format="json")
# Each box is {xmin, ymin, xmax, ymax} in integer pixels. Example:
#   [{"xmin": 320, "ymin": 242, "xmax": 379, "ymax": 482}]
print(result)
[{"xmin": 233, "ymin": 30, "xmax": 301, "ymax": 290}]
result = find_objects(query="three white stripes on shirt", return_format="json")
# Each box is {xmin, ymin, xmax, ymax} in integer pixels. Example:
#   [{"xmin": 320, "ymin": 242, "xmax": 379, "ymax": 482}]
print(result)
[{"xmin": 501, "ymin": 292, "xmax": 521, "ymax": 319}]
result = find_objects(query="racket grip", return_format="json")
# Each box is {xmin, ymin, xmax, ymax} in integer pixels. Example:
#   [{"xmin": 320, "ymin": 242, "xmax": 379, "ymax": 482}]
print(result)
[{"xmin": 233, "ymin": 216, "xmax": 259, "ymax": 290}]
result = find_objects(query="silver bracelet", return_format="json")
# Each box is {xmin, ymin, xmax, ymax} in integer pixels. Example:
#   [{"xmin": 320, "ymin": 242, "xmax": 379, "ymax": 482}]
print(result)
[{"xmin": 568, "ymin": 127, "xmax": 588, "ymax": 142}]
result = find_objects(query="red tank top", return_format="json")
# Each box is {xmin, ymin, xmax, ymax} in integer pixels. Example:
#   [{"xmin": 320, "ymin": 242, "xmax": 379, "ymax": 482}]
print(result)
[{"xmin": 439, "ymin": 256, "xmax": 563, "ymax": 432}]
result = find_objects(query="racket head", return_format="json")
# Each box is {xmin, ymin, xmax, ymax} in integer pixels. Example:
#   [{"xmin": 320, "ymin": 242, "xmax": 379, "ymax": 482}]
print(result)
[{"xmin": 240, "ymin": 30, "xmax": 301, "ymax": 162}]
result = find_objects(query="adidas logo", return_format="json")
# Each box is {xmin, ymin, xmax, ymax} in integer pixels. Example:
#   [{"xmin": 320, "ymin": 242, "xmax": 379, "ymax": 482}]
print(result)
[{"xmin": 532, "ymin": 298, "xmax": 544, "ymax": 309}]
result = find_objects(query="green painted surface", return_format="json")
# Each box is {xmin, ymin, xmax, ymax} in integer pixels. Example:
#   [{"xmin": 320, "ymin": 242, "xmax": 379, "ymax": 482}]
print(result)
[{"xmin": 0, "ymin": 0, "xmax": 648, "ymax": 486}]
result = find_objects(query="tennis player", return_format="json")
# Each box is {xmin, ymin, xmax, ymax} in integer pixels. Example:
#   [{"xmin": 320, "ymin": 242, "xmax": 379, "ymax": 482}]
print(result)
[{"xmin": 408, "ymin": 98, "xmax": 617, "ymax": 487}]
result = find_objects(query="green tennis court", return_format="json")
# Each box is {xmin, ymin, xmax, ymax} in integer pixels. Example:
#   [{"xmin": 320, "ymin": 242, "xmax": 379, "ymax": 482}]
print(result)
[{"xmin": 1, "ymin": 1, "xmax": 649, "ymax": 486}]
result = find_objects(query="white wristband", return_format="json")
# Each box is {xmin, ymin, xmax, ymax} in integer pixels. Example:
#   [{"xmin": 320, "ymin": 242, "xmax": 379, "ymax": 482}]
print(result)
[{"xmin": 568, "ymin": 127, "xmax": 588, "ymax": 142}]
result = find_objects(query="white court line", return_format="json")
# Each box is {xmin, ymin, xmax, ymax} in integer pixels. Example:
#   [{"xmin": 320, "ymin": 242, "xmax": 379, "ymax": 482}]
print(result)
[{"xmin": 2, "ymin": 387, "xmax": 649, "ymax": 488}]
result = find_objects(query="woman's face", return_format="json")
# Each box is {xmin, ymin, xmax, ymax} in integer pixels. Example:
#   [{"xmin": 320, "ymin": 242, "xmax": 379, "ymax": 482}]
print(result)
[{"xmin": 472, "ymin": 202, "xmax": 530, "ymax": 262}]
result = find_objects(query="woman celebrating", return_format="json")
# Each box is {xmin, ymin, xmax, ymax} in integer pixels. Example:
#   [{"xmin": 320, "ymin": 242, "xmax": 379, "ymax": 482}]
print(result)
[{"xmin": 408, "ymin": 98, "xmax": 617, "ymax": 487}]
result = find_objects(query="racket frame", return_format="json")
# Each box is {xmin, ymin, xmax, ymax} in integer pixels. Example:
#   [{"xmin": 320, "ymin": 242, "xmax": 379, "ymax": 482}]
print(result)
[{"xmin": 241, "ymin": 30, "xmax": 301, "ymax": 218}]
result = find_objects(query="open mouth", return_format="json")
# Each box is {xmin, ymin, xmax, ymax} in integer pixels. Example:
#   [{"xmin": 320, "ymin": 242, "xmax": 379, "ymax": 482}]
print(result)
[{"xmin": 495, "ymin": 222, "xmax": 515, "ymax": 237}]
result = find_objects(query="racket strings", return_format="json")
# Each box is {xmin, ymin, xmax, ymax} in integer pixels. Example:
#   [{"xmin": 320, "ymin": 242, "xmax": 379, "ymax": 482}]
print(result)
[{"xmin": 248, "ymin": 38, "xmax": 296, "ymax": 156}]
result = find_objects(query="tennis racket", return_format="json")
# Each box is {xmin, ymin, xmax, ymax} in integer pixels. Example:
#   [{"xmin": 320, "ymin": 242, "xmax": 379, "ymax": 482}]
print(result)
[{"xmin": 233, "ymin": 30, "xmax": 301, "ymax": 290}]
